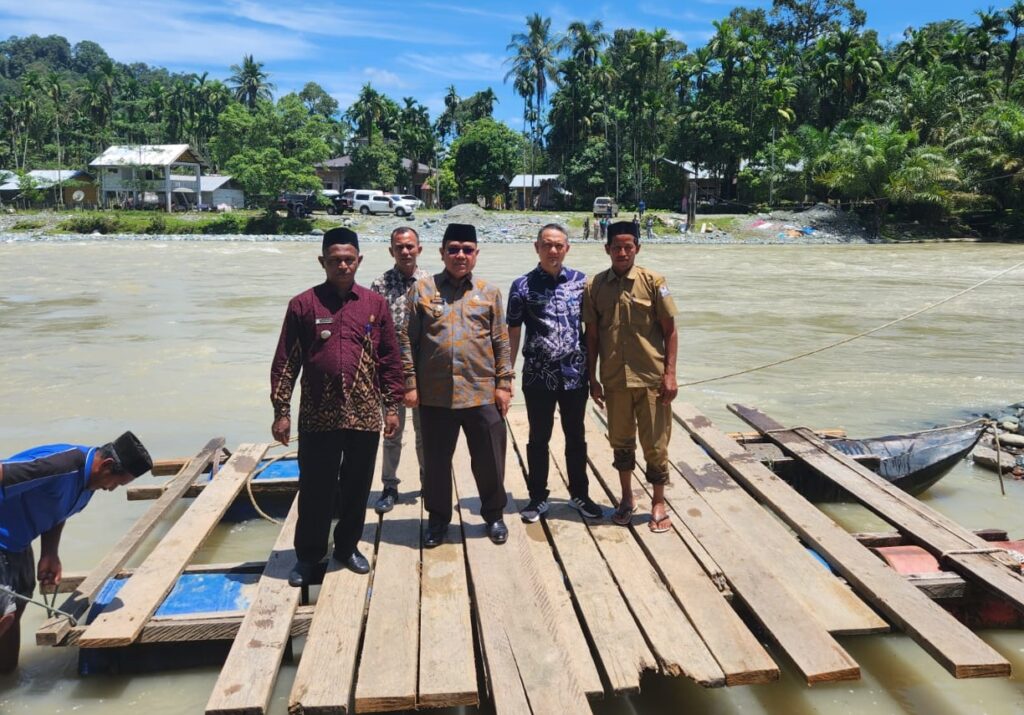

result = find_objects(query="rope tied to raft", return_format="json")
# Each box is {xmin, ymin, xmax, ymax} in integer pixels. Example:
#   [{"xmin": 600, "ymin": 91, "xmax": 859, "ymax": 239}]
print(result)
[
  {"xmin": 0, "ymin": 584, "xmax": 78, "ymax": 625},
  {"xmin": 244, "ymin": 436, "xmax": 300, "ymax": 525},
  {"xmin": 680, "ymin": 259, "xmax": 1024, "ymax": 388}
]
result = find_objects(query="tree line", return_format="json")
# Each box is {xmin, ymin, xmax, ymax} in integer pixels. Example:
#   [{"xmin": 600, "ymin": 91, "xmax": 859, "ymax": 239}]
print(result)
[{"xmin": 3, "ymin": 0, "xmax": 1024, "ymax": 233}]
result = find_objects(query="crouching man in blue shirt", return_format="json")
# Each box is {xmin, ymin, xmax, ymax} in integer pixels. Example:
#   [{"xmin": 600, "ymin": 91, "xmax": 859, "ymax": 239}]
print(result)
[{"xmin": 0, "ymin": 431, "xmax": 152, "ymax": 671}]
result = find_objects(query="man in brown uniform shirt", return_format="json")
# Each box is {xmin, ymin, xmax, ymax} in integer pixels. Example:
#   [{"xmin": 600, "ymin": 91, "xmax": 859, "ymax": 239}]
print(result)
[
  {"xmin": 583, "ymin": 221, "xmax": 679, "ymax": 533},
  {"xmin": 271, "ymin": 227, "xmax": 403, "ymax": 585},
  {"xmin": 399, "ymin": 223, "xmax": 513, "ymax": 547}
]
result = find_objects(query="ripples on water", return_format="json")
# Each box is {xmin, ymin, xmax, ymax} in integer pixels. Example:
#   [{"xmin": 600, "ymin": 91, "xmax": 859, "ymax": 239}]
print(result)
[{"xmin": 0, "ymin": 237, "xmax": 1022, "ymax": 714}]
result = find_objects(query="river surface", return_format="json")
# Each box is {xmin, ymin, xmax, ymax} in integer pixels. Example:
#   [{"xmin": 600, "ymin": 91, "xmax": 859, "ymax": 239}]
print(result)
[{"xmin": 1, "ymin": 236, "xmax": 1022, "ymax": 714}]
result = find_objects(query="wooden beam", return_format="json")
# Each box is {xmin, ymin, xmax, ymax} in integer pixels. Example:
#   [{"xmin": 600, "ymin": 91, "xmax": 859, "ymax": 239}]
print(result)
[
  {"xmin": 451, "ymin": 433, "xmax": 592, "ymax": 714},
  {"xmin": 576, "ymin": 414, "xmax": 776, "ymax": 686},
  {"xmin": 355, "ymin": 471, "xmax": 422, "ymax": 712},
  {"xmin": 36, "ymin": 438, "xmax": 225, "ymax": 647},
  {"xmin": 76, "ymin": 444, "xmax": 268, "ymax": 648},
  {"xmin": 127, "ymin": 478, "xmax": 297, "ymax": 502},
  {"xmin": 60, "ymin": 606, "xmax": 316, "ymax": 646},
  {"xmin": 502, "ymin": 415, "xmax": 604, "ymax": 697},
  {"xmin": 678, "ymin": 404, "xmax": 1010, "ymax": 679},
  {"xmin": 205, "ymin": 497, "xmax": 301, "ymax": 714},
  {"xmin": 851, "ymin": 529, "xmax": 1008, "ymax": 549},
  {"xmin": 504, "ymin": 411, "xmax": 655, "ymax": 694},
  {"xmin": 287, "ymin": 463, "xmax": 382, "ymax": 714},
  {"xmin": 730, "ymin": 405, "xmax": 1024, "ymax": 614},
  {"xmin": 42, "ymin": 561, "xmax": 269, "ymax": 594}
]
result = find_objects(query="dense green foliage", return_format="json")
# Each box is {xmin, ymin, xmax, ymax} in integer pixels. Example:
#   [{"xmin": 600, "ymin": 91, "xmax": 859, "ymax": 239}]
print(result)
[{"xmin": 4, "ymin": 0, "xmax": 1024, "ymax": 233}]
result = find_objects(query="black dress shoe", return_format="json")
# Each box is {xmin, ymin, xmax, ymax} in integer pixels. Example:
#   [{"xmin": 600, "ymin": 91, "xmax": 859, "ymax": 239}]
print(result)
[
  {"xmin": 374, "ymin": 487, "xmax": 398, "ymax": 515},
  {"xmin": 487, "ymin": 519, "xmax": 508, "ymax": 545},
  {"xmin": 339, "ymin": 549, "xmax": 370, "ymax": 574},
  {"xmin": 288, "ymin": 560, "xmax": 316, "ymax": 587},
  {"xmin": 423, "ymin": 524, "xmax": 447, "ymax": 548}
]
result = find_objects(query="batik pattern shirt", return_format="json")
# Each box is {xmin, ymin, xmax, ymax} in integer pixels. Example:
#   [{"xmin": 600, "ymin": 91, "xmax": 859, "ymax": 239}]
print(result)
[
  {"xmin": 399, "ymin": 271, "xmax": 513, "ymax": 409},
  {"xmin": 506, "ymin": 265, "xmax": 587, "ymax": 391},
  {"xmin": 370, "ymin": 266, "xmax": 429, "ymax": 333},
  {"xmin": 271, "ymin": 283, "xmax": 404, "ymax": 432}
]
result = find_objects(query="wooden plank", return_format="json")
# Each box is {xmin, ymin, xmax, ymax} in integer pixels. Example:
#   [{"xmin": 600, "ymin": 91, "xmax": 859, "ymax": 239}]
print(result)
[
  {"xmin": 504, "ymin": 411, "xmax": 655, "ymax": 693},
  {"xmin": 851, "ymin": 529, "xmax": 1008, "ymax": 549},
  {"xmin": 731, "ymin": 405, "xmax": 1024, "ymax": 612},
  {"xmin": 61, "ymin": 605, "xmax": 316, "ymax": 646},
  {"xmin": 77, "ymin": 444, "xmax": 268, "ymax": 648},
  {"xmin": 354, "ymin": 464, "xmax": 422, "ymax": 712},
  {"xmin": 206, "ymin": 497, "xmax": 302, "ymax": 714},
  {"xmin": 628, "ymin": 426, "xmax": 889, "ymax": 636},
  {"xmin": 451, "ymin": 433, "xmax": 591, "ymax": 715},
  {"xmin": 526, "ymin": 416, "xmax": 725, "ymax": 687},
  {"xmin": 502, "ymin": 416, "xmax": 604, "ymax": 696},
  {"xmin": 128, "ymin": 478, "xmax": 297, "ymax": 501},
  {"xmin": 677, "ymin": 404, "xmax": 1010, "ymax": 679},
  {"xmin": 288, "ymin": 460, "xmax": 382, "ymax": 714},
  {"xmin": 417, "ymin": 514, "xmax": 478, "ymax": 709},
  {"xmin": 36, "ymin": 438, "xmax": 225, "ymax": 647},
  {"xmin": 574, "ymin": 415, "xmax": 777, "ymax": 686},
  {"xmin": 594, "ymin": 410, "xmax": 858, "ymax": 684},
  {"xmin": 44, "ymin": 561, "xmax": 270, "ymax": 594}
]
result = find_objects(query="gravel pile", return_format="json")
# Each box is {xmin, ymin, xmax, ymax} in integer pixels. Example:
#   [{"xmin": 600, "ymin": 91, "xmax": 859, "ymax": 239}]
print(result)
[{"xmin": 759, "ymin": 203, "xmax": 871, "ymax": 242}]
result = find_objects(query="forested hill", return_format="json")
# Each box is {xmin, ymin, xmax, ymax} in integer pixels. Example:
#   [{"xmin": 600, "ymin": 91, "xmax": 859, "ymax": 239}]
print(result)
[{"xmin": 3, "ymin": 0, "xmax": 1024, "ymax": 235}]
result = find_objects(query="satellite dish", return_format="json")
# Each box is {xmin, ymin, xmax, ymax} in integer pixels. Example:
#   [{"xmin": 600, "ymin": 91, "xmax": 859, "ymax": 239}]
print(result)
[{"xmin": 72, "ymin": 190, "xmax": 85, "ymax": 203}]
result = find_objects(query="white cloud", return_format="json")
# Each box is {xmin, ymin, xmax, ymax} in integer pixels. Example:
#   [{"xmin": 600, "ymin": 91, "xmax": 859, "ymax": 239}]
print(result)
[
  {"xmin": 398, "ymin": 52, "xmax": 506, "ymax": 82},
  {"xmin": 420, "ymin": 2, "xmax": 522, "ymax": 24},
  {"xmin": 0, "ymin": 0, "xmax": 312, "ymax": 66},
  {"xmin": 361, "ymin": 67, "xmax": 408, "ymax": 89}
]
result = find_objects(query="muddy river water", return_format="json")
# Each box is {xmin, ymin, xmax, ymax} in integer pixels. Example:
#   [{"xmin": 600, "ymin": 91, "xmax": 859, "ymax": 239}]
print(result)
[{"xmin": 1, "ymin": 236, "xmax": 1022, "ymax": 714}]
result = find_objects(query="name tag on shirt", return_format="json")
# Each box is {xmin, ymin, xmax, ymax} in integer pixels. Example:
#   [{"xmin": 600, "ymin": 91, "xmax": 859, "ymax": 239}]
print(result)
[{"xmin": 315, "ymin": 318, "xmax": 333, "ymax": 325}]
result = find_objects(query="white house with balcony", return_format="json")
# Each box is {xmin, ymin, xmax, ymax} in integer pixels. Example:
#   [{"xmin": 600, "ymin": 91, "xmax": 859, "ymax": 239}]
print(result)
[{"xmin": 89, "ymin": 144, "xmax": 206, "ymax": 213}]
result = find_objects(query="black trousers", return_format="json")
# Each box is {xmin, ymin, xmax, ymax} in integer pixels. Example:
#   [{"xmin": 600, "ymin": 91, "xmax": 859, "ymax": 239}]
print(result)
[
  {"xmin": 420, "ymin": 404, "xmax": 508, "ymax": 527},
  {"xmin": 295, "ymin": 429, "xmax": 380, "ymax": 564},
  {"xmin": 524, "ymin": 387, "xmax": 590, "ymax": 501}
]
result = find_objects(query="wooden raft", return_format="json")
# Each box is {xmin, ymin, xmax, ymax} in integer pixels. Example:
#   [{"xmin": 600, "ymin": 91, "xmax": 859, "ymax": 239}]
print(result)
[{"xmin": 731, "ymin": 405, "xmax": 1024, "ymax": 617}]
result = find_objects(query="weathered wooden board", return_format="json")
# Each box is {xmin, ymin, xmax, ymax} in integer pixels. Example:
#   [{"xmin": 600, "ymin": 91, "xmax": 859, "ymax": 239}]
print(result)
[
  {"xmin": 355, "ymin": 456, "xmax": 423, "ymax": 713},
  {"xmin": 128, "ymin": 478, "xmax": 297, "ymax": 501},
  {"xmin": 636, "ymin": 421, "xmax": 889, "ymax": 636},
  {"xmin": 36, "ymin": 438, "xmax": 225, "ymax": 647},
  {"xmin": 732, "ymin": 405, "xmax": 1024, "ymax": 615},
  {"xmin": 206, "ymin": 497, "xmax": 302, "ymax": 714},
  {"xmin": 76, "ymin": 443, "xmax": 267, "ymax": 648},
  {"xmin": 502, "ymin": 415, "xmax": 604, "ymax": 696},
  {"xmin": 590, "ymin": 408, "xmax": 858, "ymax": 684},
  {"xmin": 576, "ymin": 416, "xmax": 778, "ymax": 686},
  {"xmin": 417, "ymin": 515, "xmax": 478, "ymax": 709},
  {"xmin": 287, "ymin": 460, "xmax": 382, "ymax": 714},
  {"xmin": 452, "ymin": 433, "xmax": 591, "ymax": 715},
  {"xmin": 504, "ymin": 410, "xmax": 655, "ymax": 693},
  {"xmin": 678, "ymin": 404, "xmax": 1010, "ymax": 679}
]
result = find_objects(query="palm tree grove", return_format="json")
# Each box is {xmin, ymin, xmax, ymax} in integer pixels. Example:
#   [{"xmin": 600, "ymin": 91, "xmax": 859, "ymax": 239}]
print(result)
[{"xmin": 3, "ymin": 0, "xmax": 1024, "ymax": 237}]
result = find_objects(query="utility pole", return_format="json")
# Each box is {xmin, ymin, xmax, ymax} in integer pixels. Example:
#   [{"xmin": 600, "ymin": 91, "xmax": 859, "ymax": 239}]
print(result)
[{"xmin": 769, "ymin": 126, "xmax": 776, "ymax": 207}]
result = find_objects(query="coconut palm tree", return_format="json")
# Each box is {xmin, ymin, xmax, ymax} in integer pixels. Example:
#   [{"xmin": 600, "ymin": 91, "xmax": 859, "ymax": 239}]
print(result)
[
  {"xmin": 45, "ymin": 71, "xmax": 65, "ymax": 208},
  {"xmin": 228, "ymin": 54, "xmax": 275, "ymax": 110},
  {"xmin": 1003, "ymin": 1, "xmax": 1024, "ymax": 98}
]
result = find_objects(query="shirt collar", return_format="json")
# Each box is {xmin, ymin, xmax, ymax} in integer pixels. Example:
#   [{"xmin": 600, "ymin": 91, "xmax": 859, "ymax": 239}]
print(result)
[
  {"xmin": 605, "ymin": 265, "xmax": 637, "ymax": 283},
  {"xmin": 439, "ymin": 270, "xmax": 473, "ymax": 288},
  {"xmin": 532, "ymin": 264, "xmax": 569, "ymax": 284}
]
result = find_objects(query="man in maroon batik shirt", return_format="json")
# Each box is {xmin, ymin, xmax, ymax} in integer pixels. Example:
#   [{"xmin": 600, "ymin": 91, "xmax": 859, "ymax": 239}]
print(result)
[{"xmin": 271, "ymin": 227, "xmax": 403, "ymax": 586}]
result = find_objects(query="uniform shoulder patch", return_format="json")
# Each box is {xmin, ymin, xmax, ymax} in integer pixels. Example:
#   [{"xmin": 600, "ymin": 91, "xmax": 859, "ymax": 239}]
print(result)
[{"xmin": 658, "ymin": 284, "xmax": 671, "ymax": 297}]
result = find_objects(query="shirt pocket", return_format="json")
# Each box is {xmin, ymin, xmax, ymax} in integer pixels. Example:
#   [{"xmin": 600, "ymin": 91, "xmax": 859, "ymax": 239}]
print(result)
[
  {"xmin": 627, "ymin": 296, "xmax": 653, "ymax": 327},
  {"xmin": 465, "ymin": 299, "xmax": 492, "ymax": 337}
]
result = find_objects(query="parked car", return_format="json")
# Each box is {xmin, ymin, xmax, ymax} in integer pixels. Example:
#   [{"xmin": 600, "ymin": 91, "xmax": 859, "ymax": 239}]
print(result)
[
  {"xmin": 350, "ymin": 190, "xmax": 388, "ymax": 214},
  {"xmin": 274, "ymin": 192, "xmax": 319, "ymax": 218},
  {"xmin": 593, "ymin": 196, "xmax": 619, "ymax": 218},
  {"xmin": 400, "ymin": 194, "xmax": 425, "ymax": 210},
  {"xmin": 330, "ymin": 188, "xmax": 357, "ymax": 214},
  {"xmin": 388, "ymin": 194, "xmax": 418, "ymax": 217}
]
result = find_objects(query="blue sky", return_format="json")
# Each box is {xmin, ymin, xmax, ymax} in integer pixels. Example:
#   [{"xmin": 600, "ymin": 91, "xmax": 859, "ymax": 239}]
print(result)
[{"xmin": 0, "ymin": 0, "xmax": 989, "ymax": 126}]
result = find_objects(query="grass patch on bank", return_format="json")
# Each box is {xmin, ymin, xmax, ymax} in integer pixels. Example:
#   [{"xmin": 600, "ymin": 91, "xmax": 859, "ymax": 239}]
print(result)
[{"xmin": 56, "ymin": 210, "xmax": 317, "ymax": 235}]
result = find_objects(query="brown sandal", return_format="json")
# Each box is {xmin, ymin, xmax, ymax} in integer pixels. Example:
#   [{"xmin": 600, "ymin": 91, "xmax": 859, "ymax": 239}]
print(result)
[{"xmin": 611, "ymin": 503, "xmax": 636, "ymax": 526}]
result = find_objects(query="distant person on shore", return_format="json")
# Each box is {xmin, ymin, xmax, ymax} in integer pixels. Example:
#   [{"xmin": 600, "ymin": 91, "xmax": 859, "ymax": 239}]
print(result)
[
  {"xmin": 399, "ymin": 223, "xmax": 513, "ymax": 548},
  {"xmin": 583, "ymin": 220, "xmax": 678, "ymax": 533},
  {"xmin": 582, "ymin": 216, "xmax": 590, "ymax": 240},
  {"xmin": 598, "ymin": 217, "xmax": 607, "ymax": 240},
  {"xmin": 271, "ymin": 227, "xmax": 404, "ymax": 586},
  {"xmin": 638, "ymin": 199, "xmax": 646, "ymax": 218},
  {"xmin": 370, "ymin": 227, "xmax": 428, "ymax": 515},
  {"xmin": 645, "ymin": 215, "xmax": 654, "ymax": 240},
  {"xmin": 632, "ymin": 214, "xmax": 640, "ymax": 234},
  {"xmin": 0, "ymin": 432, "xmax": 152, "ymax": 671},
  {"xmin": 507, "ymin": 224, "xmax": 604, "ymax": 524}
]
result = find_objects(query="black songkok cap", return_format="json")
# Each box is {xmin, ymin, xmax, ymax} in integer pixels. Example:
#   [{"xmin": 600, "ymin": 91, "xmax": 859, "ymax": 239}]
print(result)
[
  {"xmin": 442, "ymin": 223, "xmax": 477, "ymax": 244},
  {"xmin": 607, "ymin": 220, "xmax": 639, "ymax": 240},
  {"xmin": 111, "ymin": 431, "xmax": 153, "ymax": 479},
  {"xmin": 322, "ymin": 226, "xmax": 359, "ymax": 252}
]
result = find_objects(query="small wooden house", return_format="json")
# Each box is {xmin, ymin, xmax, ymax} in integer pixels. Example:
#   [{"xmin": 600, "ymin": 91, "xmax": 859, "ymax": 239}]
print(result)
[{"xmin": 89, "ymin": 144, "xmax": 205, "ymax": 213}]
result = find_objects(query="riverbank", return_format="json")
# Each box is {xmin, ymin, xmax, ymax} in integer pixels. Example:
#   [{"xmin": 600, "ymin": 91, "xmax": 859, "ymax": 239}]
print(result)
[{"xmin": 0, "ymin": 203, "xmax": 999, "ymax": 244}]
